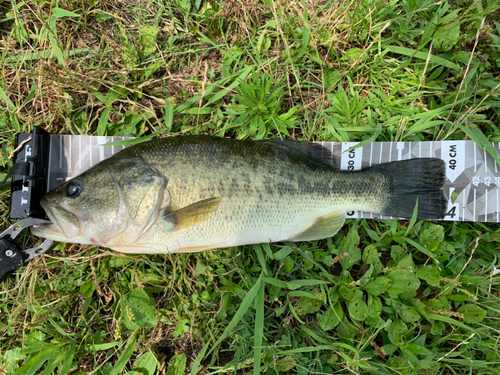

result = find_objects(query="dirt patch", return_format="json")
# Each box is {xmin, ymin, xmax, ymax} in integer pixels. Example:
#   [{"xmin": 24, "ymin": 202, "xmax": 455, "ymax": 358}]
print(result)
[{"xmin": 150, "ymin": 322, "xmax": 205, "ymax": 372}]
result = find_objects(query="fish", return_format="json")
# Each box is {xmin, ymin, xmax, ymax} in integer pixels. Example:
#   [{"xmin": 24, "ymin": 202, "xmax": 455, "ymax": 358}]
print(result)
[{"xmin": 31, "ymin": 136, "xmax": 447, "ymax": 254}]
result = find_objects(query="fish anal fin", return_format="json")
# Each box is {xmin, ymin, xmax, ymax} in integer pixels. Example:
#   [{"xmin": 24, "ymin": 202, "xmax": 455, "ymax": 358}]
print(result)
[
  {"xmin": 290, "ymin": 211, "xmax": 346, "ymax": 241},
  {"xmin": 164, "ymin": 197, "xmax": 221, "ymax": 230}
]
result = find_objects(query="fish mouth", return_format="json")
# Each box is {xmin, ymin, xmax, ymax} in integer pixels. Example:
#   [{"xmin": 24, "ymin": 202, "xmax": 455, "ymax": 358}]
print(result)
[{"xmin": 32, "ymin": 197, "xmax": 85, "ymax": 240}]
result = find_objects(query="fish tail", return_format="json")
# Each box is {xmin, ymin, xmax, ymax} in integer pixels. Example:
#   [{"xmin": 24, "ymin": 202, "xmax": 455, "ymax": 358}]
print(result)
[{"xmin": 372, "ymin": 158, "xmax": 447, "ymax": 220}]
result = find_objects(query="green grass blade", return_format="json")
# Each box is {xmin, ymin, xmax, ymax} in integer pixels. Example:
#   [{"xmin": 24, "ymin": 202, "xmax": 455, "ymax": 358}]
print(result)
[
  {"xmin": 405, "ymin": 199, "xmax": 419, "ymax": 236},
  {"xmin": 164, "ymin": 101, "xmax": 174, "ymax": 130},
  {"xmin": 204, "ymin": 66, "xmax": 253, "ymax": 106},
  {"xmin": 404, "ymin": 97, "xmax": 470, "ymax": 137},
  {"xmin": 103, "ymin": 135, "xmax": 153, "ymax": 146},
  {"xmin": 0, "ymin": 85, "xmax": 17, "ymax": 111},
  {"xmin": 97, "ymin": 107, "xmax": 111, "ymax": 136},
  {"xmin": 105, "ymin": 332, "xmax": 137, "ymax": 375},
  {"xmin": 286, "ymin": 279, "xmax": 330, "ymax": 289},
  {"xmin": 405, "ymin": 238, "xmax": 439, "ymax": 265},
  {"xmin": 3, "ymin": 48, "xmax": 91, "ymax": 65},
  {"xmin": 453, "ymin": 123, "xmax": 500, "ymax": 168},
  {"xmin": 278, "ymin": 345, "xmax": 338, "ymax": 355},
  {"xmin": 404, "ymin": 120, "xmax": 445, "ymax": 136},
  {"xmin": 207, "ymin": 277, "xmax": 263, "ymax": 355},
  {"xmin": 175, "ymin": 67, "xmax": 253, "ymax": 114},
  {"xmin": 427, "ymin": 312, "xmax": 481, "ymax": 335},
  {"xmin": 57, "ymin": 342, "xmax": 76, "ymax": 375},
  {"xmin": 386, "ymin": 45, "xmax": 460, "ymax": 71},
  {"xmin": 189, "ymin": 341, "xmax": 210, "ymax": 375},
  {"xmin": 342, "ymin": 122, "xmax": 382, "ymax": 154},
  {"xmin": 253, "ymin": 280, "xmax": 265, "ymax": 375},
  {"xmin": 301, "ymin": 326, "xmax": 331, "ymax": 345},
  {"xmin": 13, "ymin": 347, "xmax": 57, "ymax": 375},
  {"xmin": 253, "ymin": 244, "xmax": 269, "ymax": 276},
  {"xmin": 38, "ymin": 350, "xmax": 65, "ymax": 375}
]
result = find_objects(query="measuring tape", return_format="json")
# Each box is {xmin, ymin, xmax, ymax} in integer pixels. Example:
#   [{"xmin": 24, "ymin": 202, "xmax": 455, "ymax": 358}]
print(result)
[
  {"xmin": 323, "ymin": 141, "xmax": 500, "ymax": 223},
  {"xmin": 8, "ymin": 129, "xmax": 500, "ymax": 223}
]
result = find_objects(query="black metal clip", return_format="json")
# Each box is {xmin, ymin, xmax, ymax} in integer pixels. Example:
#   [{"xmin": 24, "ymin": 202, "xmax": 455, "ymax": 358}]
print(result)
[{"xmin": 0, "ymin": 218, "xmax": 53, "ymax": 281}]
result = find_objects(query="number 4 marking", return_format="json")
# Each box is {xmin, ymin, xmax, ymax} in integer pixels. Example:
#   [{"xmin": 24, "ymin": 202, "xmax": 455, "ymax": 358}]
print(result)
[{"xmin": 446, "ymin": 206, "xmax": 457, "ymax": 218}]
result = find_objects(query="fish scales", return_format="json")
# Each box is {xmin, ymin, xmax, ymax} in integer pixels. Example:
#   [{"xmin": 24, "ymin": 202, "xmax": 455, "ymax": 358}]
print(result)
[
  {"xmin": 122, "ymin": 137, "xmax": 386, "ymax": 252},
  {"xmin": 31, "ymin": 136, "xmax": 447, "ymax": 253}
]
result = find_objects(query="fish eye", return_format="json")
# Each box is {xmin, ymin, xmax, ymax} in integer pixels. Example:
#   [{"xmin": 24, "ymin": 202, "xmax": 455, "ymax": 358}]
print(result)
[{"xmin": 65, "ymin": 180, "xmax": 82, "ymax": 198}]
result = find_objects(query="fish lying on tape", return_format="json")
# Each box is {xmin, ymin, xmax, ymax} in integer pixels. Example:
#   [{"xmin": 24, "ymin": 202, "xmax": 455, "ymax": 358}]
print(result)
[{"xmin": 31, "ymin": 136, "xmax": 447, "ymax": 253}]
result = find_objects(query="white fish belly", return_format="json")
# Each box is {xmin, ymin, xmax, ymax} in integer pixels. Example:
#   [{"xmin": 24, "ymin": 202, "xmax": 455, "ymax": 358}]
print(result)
[{"xmin": 130, "ymin": 194, "xmax": 371, "ymax": 254}]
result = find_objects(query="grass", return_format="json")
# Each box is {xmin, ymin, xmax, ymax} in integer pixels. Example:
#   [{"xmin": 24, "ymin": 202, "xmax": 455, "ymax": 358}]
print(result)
[{"xmin": 1, "ymin": 0, "xmax": 500, "ymax": 374}]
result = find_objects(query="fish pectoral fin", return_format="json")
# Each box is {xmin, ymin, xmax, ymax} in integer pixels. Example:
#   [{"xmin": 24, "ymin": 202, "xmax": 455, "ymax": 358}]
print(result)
[
  {"xmin": 290, "ymin": 211, "xmax": 346, "ymax": 241},
  {"xmin": 164, "ymin": 197, "xmax": 221, "ymax": 230}
]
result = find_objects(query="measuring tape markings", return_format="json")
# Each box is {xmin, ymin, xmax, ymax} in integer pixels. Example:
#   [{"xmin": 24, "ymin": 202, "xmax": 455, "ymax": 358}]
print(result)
[
  {"xmin": 45, "ymin": 135, "xmax": 130, "ymax": 193},
  {"xmin": 328, "ymin": 140, "xmax": 500, "ymax": 223}
]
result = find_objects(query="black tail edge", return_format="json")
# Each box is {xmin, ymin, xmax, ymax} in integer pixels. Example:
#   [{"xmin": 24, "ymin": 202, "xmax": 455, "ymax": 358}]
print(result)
[{"xmin": 372, "ymin": 158, "xmax": 447, "ymax": 220}]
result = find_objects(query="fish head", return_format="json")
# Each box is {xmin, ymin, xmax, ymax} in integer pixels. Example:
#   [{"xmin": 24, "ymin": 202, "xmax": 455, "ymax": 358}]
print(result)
[{"xmin": 31, "ymin": 158, "xmax": 168, "ymax": 246}]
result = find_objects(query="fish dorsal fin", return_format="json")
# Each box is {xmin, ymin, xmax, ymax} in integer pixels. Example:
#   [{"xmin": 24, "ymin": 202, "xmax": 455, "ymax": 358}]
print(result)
[
  {"xmin": 164, "ymin": 197, "xmax": 221, "ymax": 231},
  {"xmin": 262, "ymin": 139, "xmax": 337, "ymax": 169},
  {"xmin": 290, "ymin": 211, "xmax": 346, "ymax": 241}
]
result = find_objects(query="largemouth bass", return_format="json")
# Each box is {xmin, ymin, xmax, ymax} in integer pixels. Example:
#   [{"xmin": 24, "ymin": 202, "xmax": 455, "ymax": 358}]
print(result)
[{"xmin": 31, "ymin": 136, "xmax": 447, "ymax": 253}]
